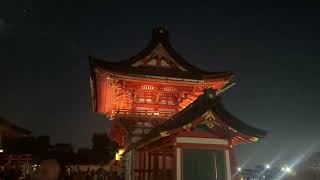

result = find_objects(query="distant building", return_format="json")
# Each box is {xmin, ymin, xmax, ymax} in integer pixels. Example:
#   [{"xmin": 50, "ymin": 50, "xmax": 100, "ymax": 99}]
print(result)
[
  {"xmin": 0, "ymin": 116, "xmax": 31, "ymax": 165},
  {"xmin": 50, "ymin": 143, "xmax": 74, "ymax": 153},
  {"xmin": 0, "ymin": 116, "xmax": 31, "ymax": 150}
]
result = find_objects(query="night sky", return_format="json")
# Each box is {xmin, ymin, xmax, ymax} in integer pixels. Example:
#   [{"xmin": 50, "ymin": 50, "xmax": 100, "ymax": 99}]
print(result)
[{"xmin": 1, "ymin": 1, "xmax": 320, "ymax": 167}]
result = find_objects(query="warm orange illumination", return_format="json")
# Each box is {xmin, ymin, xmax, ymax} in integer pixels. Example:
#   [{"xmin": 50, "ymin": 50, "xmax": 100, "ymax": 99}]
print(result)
[
  {"xmin": 141, "ymin": 85, "xmax": 154, "ymax": 90},
  {"xmin": 163, "ymin": 87, "xmax": 176, "ymax": 92}
]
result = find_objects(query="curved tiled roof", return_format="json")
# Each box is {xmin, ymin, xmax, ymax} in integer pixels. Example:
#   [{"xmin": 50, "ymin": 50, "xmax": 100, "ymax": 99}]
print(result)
[
  {"xmin": 89, "ymin": 57, "xmax": 233, "ymax": 81},
  {"xmin": 89, "ymin": 26, "xmax": 234, "ymax": 81},
  {"xmin": 0, "ymin": 116, "xmax": 31, "ymax": 135},
  {"xmin": 129, "ymin": 89, "xmax": 267, "ymax": 150}
]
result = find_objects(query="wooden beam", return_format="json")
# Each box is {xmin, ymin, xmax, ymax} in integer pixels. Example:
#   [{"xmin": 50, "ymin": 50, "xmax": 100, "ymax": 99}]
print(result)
[
  {"xmin": 139, "ymin": 151, "xmax": 142, "ymax": 180},
  {"xmin": 137, "ymin": 136, "xmax": 175, "ymax": 152},
  {"xmin": 146, "ymin": 141, "xmax": 175, "ymax": 152},
  {"xmin": 154, "ymin": 151, "xmax": 159, "ymax": 180},
  {"xmin": 176, "ymin": 143, "xmax": 230, "ymax": 150},
  {"xmin": 142, "ymin": 151, "xmax": 146, "ymax": 180},
  {"xmin": 148, "ymin": 152, "xmax": 151, "ymax": 180}
]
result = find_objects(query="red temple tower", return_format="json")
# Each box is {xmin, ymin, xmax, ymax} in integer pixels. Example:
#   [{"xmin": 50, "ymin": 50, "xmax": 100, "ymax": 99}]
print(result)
[{"xmin": 89, "ymin": 26, "xmax": 266, "ymax": 180}]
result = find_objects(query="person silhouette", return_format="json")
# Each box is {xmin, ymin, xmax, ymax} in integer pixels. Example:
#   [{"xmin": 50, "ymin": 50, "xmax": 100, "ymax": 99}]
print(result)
[{"xmin": 38, "ymin": 159, "xmax": 61, "ymax": 180}]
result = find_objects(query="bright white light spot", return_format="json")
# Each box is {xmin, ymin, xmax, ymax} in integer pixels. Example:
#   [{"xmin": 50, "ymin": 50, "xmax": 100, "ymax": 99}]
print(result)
[
  {"xmin": 265, "ymin": 164, "xmax": 270, "ymax": 169},
  {"xmin": 281, "ymin": 167, "xmax": 285, "ymax": 171},
  {"xmin": 285, "ymin": 167, "xmax": 292, "ymax": 173},
  {"xmin": 237, "ymin": 167, "xmax": 242, "ymax": 172},
  {"xmin": 0, "ymin": 149, "xmax": 3, "ymax": 153}
]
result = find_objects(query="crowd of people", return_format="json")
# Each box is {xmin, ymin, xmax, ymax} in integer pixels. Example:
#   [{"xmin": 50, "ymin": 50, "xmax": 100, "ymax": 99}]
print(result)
[
  {"xmin": 0, "ymin": 160, "xmax": 124, "ymax": 180},
  {"xmin": 63, "ymin": 165, "xmax": 123, "ymax": 180},
  {"xmin": 0, "ymin": 165, "xmax": 23, "ymax": 179}
]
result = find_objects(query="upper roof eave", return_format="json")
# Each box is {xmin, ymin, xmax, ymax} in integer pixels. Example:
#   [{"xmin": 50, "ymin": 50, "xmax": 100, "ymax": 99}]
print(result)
[
  {"xmin": 0, "ymin": 116, "xmax": 31, "ymax": 135},
  {"xmin": 89, "ymin": 56, "xmax": 234, "ymax": 81},
  {"xmin": 90, "ymin": 26, "xmax": 233, "ymax": 75},
  {"xmin": 89, "ymin": 57, "xmax": 98, "ymax": 112}
]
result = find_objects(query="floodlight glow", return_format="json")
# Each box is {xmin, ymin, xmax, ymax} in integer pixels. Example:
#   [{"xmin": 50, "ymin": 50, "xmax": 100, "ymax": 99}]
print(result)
[
  {"xmin": 115, "ymin": 148, "xmax": 125, "ymax": 161},
  {"xmin": 281, "ymin": 167, "xmax": 285, "ymax": 171},
  {"xmin": 237, "ymin": 167, "xmax": 242, "ymax": 172},
  {"xmin": 285, "ymin": 167, "xmax": 292, "ymax": 173},
  {"xmin": 115, "ymin": 153, "xmax": 120, "ymax": 160},
  {"xmin": 118, "ymin": 149, "xmax": 125, "ymax": 155},
  {"xmin": 265, "ymin": 164, "xmax": 270, "ymax": 169}
]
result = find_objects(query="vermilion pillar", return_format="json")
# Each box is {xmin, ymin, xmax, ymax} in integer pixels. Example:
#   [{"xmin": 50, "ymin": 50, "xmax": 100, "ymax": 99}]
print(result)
[
  {"xmin": 230, "ymin": 148, "xmax": 241, "ymax": 180},
  {"xmin": 96, "ymin": 77, "xmax": 107, "ymax": 113}
]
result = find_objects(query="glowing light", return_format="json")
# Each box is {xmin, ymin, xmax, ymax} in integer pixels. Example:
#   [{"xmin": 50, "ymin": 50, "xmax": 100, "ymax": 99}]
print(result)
[
  {"xmin": 265, "ymin": 164, "xmax": 270, "ymax": 169},
  {"xmin": 237, "ymin": 167, "xmax": 242, "ymax": 172},
  {"xmin": 281, "ymin": 166, "xmax": 292, "ymax": 173},
  {"xmin": 115, "ymin": 148, "xmax": 125, "ymax": 161},
  {"xmin": 0, "ymin": 149, "xmax": 4, "ymax": 153},
  {"xmin": 142, "ymin": 85, "xmax": 154, "ymax": 90},
  {"xmin": 32, "ymin": 164, "xmax": 40, "ymax": 168},
  {"xmin": 285, "ymin": 167, "xmax": 292, "ymax": 173},
  {"xmin": 118, "ymin": 149, "xmax": 125, "ymax": 155},
  {"xmin": 163, "ymin": 87, "xmax": 176, "ymax": 92},
  {"xmin": 115, "ymin": 153, "xmax": 121, "ymax": 161}
]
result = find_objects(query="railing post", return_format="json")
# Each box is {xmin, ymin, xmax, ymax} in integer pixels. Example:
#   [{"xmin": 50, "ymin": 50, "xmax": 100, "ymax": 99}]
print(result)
[
  {"xmin": 142, "ymin": 151, "xmax": 146, "ymax": 180},
  {"xmin": 148, "ymin": 152, "xmax": 152, "ymax": 180},
  {"xmin": 139, "ymin": 151, "xmax": 142, "ymax": 180},
  {"xmin": 162, "ymin": 152, "xmax": 167, "ymax": 180}
]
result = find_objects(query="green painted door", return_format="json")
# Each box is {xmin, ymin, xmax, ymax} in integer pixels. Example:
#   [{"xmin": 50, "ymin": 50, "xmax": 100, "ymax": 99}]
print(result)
[{"xmin": 182, "ymin": 148, "xmax": 226, "ymax": 180}]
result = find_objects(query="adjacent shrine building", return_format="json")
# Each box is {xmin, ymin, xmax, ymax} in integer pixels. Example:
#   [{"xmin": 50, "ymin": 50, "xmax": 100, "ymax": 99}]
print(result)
[{"xmin": 89, "ymin": 26, "xmax": 266, "ymax": 180}]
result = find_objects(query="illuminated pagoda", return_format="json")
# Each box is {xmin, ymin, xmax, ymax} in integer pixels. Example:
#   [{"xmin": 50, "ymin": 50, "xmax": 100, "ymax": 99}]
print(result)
[{"xmin": 89, "ymin": 26, "xmax": 266, "ymax": 180}]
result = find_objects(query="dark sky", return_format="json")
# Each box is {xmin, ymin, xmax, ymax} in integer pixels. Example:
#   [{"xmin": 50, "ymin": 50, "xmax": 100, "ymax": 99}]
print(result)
[{"xmin": 1, "ymin": 1, "xmax": 320, "ymax": 167}]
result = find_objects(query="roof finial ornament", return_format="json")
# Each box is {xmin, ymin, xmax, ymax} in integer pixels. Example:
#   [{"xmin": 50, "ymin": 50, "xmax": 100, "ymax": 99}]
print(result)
[
  {"xmin": 152, "ymin": 25, "xmax": 169, "ymax": 40},
  {"xmin": 159, "ymin": 24, "xmax": 166, "ymax": 34}
]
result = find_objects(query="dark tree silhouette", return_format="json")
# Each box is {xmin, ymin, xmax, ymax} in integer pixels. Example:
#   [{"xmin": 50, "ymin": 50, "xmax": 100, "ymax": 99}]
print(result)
[{"xmin": 91, "ymin": 133, "xmax": 118, "ymax": 163}]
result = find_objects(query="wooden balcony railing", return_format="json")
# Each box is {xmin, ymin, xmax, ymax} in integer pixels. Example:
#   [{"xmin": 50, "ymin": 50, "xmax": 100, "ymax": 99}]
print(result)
[
  {"xmin": 115, "ymin": 109, "xmax": 175, "ymax": 118},
  {"xmin": 2, "ymin": 154, "xmax": 32, "ymax": 165}
]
